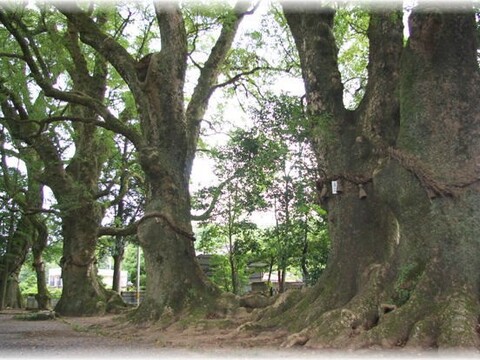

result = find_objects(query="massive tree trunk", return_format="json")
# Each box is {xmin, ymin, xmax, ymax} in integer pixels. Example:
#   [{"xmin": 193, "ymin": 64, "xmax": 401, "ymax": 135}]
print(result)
[
  {"xmin": 0, "ymin": 216, "xmax": 32, "ymax": 310},
  {"xmin": 54, "ymin": 200, "xmax": 109, "ymax": 315},
  {"xmin": 43, "ymin": 57, "xmax": 113, "ymax": 315},
  {"xmin": 4, "ymin": 270, "xmax": 24, "ymax": 309},
  {"xmin": 365, "ymin": 7, "xmax": 480, "ymax": 349},
  {"xmin": 59, "ymin": 2, "xmax": 250, "ymax": 321},
  {"xmin": 256, "ymin": 1, "xmax": 403, "ymax": 330},
  {"xmin": 256, "ymin": 3, "xmax": 480, "ymax": 350},
  {"xmin": 0, "ymin": 12, "xmax": 124, "ymax": 315}
]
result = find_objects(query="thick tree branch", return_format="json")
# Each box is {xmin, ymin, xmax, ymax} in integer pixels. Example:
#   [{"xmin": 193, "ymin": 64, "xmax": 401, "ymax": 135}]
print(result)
[
  {"xmin": 38, "ymin": 116, "xmax": 142, "ymax": 147},
  {"xmin": 191, "ymin": 173, "xmax": 238, "ymax": 221},
  {"xmin": 357, "ymin": 9, "xmax": 403, "ymax": 146},
  {"xmin": 54, "ymin": 3, "xmax": 142, "ymax": 97},
  {"xmin": 154, "ymin": 1, "xmax": 187, "ymax": 66},
  {"xmin": 283, "ymin": 4, "xmax": 346, "ymax": 119},
  {"xmin": 185, "ymin": 1, "xmax": 253, "ymax": 166},
  {"xmin": 0, "ymin": 10, "xmax": 51, "ymax": 95},
  {"xmin": 100, "ymin": 211, "xmax": 196, "ymax": 241},
  {"xmin": 0, "ymin": 10, "xmax": 143, "ymax": 149}
]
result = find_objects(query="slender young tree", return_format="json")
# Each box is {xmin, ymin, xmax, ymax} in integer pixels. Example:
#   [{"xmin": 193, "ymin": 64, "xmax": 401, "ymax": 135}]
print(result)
[{"xmin": 257, "ymin": 2, "xmax": 480, "ymax": 349}]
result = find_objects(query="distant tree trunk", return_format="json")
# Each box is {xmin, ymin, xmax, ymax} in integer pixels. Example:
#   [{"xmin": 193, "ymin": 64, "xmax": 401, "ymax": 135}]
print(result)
[
  {"xmin": 5, "ymin": 271, "xmax": 24, "ymax": 309},
  {"xmin": 112, "ymin": 243, "xmax": 125, "ymax": 293},
  {"xmin": 0, "ymin": 216, "xmax": 34, "ymax": 310},
  {"xmin": 267, "ymin": 257, "xmax": 274, "ymax": 291},
  {"xmin": 277, "ymin": 268, "xmax": 286, "ymax": 294},
  {"xmin": 300, "ymin": 223, "xmax": 309, "ymax": 285},
  {"xmin": 112, "ymin": 201, "xmax": 126, "ymax": 293},
  {"xmin": 54, "ymin": 202, "xmax": 109, "ymax": 316},
  {"xmin": 259, "ymin": 3, "xmax": 480, "ymax": 350},
  {"xmin": 0, "ymin": 141, "xmax": 48, "ymax": 310},
  {"xmin": 229, "ymin": 251, "xmax": 239, "ymax": 295},
  {"xmin": 32, "ymin": 219, "xmax": 51, "ymax": 310}
]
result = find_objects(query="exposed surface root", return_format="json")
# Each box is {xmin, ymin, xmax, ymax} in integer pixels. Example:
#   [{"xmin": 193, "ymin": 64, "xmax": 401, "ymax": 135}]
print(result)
[
  {"xmin": 251, "ymin": 263, "xmax": 480, "ymax": 351},
  {"xmin": 281, "ymin": 329, "xmax": 310, "ymax": 348}
]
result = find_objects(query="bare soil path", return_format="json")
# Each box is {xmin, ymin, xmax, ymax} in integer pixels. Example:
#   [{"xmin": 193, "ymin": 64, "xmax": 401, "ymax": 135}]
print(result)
[
  {"xmin": 0, "ymin": 309, "xmax": 468, "ymax": 359},
  {"xmin": 0, "ymin": 309, "xmax": 315, "ymax": 359}
]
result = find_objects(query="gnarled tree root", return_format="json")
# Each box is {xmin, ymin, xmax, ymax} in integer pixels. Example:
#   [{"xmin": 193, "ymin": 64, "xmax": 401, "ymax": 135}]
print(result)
[{"xmin": 248, "ymin": 264, "xmax": 480, "ymax": 351}]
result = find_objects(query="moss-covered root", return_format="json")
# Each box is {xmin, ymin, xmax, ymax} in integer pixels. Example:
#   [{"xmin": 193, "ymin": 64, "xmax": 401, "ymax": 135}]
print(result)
[
  {"xmin": 435, "ymin": 290, "xmax": 479, "ymax": 348},
  {"xmin": 280, "ymin": 263, "xmax": 386, "ymax": 349},
  {"xmin": 358, "ymin": 288, "xmax": 480, "ymax": 350},
  {"xmin": 252, "ymin": 289, "xmax": 310, "ymax": 328},
  {"xmin": 129, "ymin": 291, "xmax": 241, "ymax": 327}
]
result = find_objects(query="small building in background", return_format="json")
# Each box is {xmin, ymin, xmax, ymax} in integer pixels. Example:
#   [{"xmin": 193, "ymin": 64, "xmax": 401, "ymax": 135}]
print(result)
[
  {"xmin": 196, "ymin": 255, "xmax": 304, "ymax": 295},
  {"xmin": 248, "ymin": 271, "xmax": 304, "ymax": 294},
  {"xmin": 48, "ymin": 268, "xmax": 128, "ymax": 290}
]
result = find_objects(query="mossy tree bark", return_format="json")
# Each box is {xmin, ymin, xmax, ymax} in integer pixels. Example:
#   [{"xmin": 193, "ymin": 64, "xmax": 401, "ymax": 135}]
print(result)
[
  {"xmin": 4, "ymin": 270, "xmax": 24, "ymax": 309},
  {"xmin": 0, "ymin": 216, "xmax": 32, "ymax": 310},
  {"xmin": 0, "ymin": 139, "xmax": 46, "ymax": 310},
  {"xmin": 59, "ymin": 2, "xmax": 251, "ymax": 321},
  {"xmin": 367, "ymin": 7, "xmax": 480, "ymax": 349},
  {"xmin": 257, "ymin": 2, "xmax": 480, "ymax": 350},
  {"xmin": 51, "ymin": 23, "xmax": 116, "ymax": 316},
  {"xmin": 31, "ymin": 221, "xmax": 51, "ymax": 310},
  {"xmin": 0, "ymin": 13, "xmax": 119, "ymax": 315}
]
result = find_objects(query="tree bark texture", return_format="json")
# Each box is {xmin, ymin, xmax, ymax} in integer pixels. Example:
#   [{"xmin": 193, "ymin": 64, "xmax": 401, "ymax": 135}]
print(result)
[
  {"xmin": 58, "ymin": 3, "xmax": 249, "ymax": 321},
  {"xmin": 4, "ymin": 271, "xmax": 24, "ymax": 309},
  {"xmin": 257, "ymin": 3, "xmax": 480, "ymax": 350},
  {"xmin": 0, "ymin": 11, "xmax": 122, "ymax": 315},
  {"xmin": 112, "ymin": 249, "xmax": 124, "ymax": 294},
  {"xmin": 0, "ymin": 214, "xmax": 36, "ymax": 310},
  {"xmin": 32, "ymin": 217, "xmax": 51, "ymax": 310}
]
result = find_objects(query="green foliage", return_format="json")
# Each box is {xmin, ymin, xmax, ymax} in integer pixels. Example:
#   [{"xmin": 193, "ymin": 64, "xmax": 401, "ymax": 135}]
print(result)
[
  {"xmin": 19, "ymin": 267, "xmax": 38, "ymax": 296},
  {"xmin": 195, "ymin": 93, "xmax": 331, "ymax": 292},
  {"xmin": 333, "ymin": 8, "xmax": 370, "ymax": 109},
  {"xmin": 202, "ymin": 254, "xmax": 249, "ymax": 293}
]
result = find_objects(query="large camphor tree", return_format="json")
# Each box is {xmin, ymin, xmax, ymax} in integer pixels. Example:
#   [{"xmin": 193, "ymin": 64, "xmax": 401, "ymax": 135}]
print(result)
[
  {"xmin": 53, "ymin": 1, "xmax": 256, "ymax": 321},
  {"xmin": 0, "ymin": 7, "xmax": 126, "ymax": 315},
  {"xmin": 256, "ymin": 1, "xmax": 480, "ymax": 349}
]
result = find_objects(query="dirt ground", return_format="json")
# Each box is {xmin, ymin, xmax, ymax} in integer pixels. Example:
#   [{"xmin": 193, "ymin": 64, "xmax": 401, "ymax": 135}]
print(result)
[
  {"xmin": 0, "ymin": 308, "xmax": 318, "ymax": 359},
  {"xmin": 1, "ymin": 309, "xmax": 475, "ymax": 359}
]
